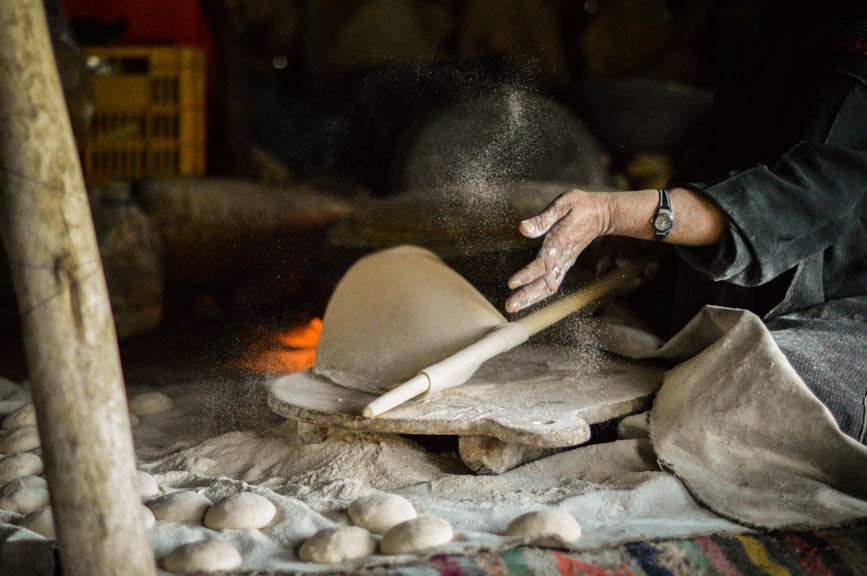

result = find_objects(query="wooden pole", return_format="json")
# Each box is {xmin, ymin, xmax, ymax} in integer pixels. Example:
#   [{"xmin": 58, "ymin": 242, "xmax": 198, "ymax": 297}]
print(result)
[{"xmin": 0, "ymin": 2, "xmax": 156, "ymax": 576}]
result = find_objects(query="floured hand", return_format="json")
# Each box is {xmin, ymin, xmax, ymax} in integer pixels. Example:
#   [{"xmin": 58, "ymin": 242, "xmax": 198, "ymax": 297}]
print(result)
[{"xmin": 506, "ymin": 189, "xmax": 608, "ymax": 313}]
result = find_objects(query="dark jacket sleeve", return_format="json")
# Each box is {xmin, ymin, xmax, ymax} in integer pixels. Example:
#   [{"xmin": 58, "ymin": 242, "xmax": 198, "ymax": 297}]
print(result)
[{"xmin": 677, "ymin": 80, "xmax": 867, "ymax": 287}]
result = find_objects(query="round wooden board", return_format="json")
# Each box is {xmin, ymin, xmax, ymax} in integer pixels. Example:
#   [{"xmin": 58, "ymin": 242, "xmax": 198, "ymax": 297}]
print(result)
[{"xmin": 268, "ymin": 345, "xmax": 664, "ymax": 448}]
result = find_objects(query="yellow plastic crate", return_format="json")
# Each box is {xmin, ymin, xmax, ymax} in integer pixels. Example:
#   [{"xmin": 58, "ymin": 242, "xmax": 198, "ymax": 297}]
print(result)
[{"xmin": 80, "ymin": 46, "xmax": 206, "ymax": 185}]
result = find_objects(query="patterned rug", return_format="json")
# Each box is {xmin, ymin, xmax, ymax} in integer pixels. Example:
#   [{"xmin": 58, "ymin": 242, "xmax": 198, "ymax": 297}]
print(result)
[{"xmin": 256, "ymin": 522, "xmax": 867, "ymax": 576}]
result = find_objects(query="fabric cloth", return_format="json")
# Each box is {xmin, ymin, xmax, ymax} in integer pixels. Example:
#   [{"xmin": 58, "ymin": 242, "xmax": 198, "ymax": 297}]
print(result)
[
  {"xmin": 601, "ymin": 305, "xmax": 867, "ymax": 530},
  {"xmin": 667, "ymin": 29, "xmax": 867, "ymax": 440},
  {"xmin": 159, "ymin": 522, "xmax": 867, "ymax": 576},
  {"xmin": 649, "ymin": 306, "xmax": 867, "ymax": 529},
  {"xmin": 338, "ymin": 524, "xmax": 867, "ymax": 576}
]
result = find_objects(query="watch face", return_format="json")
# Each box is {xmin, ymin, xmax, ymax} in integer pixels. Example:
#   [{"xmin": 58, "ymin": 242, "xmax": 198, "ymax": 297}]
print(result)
[{"xmin": 654, "ymin": 212, "xmax": 673, "ymax": 232}]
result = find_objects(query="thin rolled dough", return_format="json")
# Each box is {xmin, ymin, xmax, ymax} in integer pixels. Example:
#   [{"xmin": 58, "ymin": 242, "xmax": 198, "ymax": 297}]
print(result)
[
  {"xmin": 506, "ymin": 509, "xmax": 582, "ymax": 547},
  {"xmin": 314, "ymin": 246, "xmax": 505, "ymax": 392},
  {"xmin": 380, "ymin": 516, "xmax": 453, "ymax": 554},
  {"xmin": 298, "ymin": 526, "xmax": 376, "ymax": 564},
  {"xmin": 348, "ymin": 493, "xmax": 417, "ymax": 534},
  {"xmin": 163, "ymin": 539, "xmax": 242, "ymax": 573}
]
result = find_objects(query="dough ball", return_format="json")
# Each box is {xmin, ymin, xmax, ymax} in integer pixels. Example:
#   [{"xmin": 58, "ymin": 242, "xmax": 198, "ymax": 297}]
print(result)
[
  {"xmin": 0, "ymin": 425, "xmax": 41, "ymax": 453},
  {"xmin": 348, "ymin": 493, "xmax": 417, "ymax": 534},
  {"xmin": 137, "ymin": 470, "xmax": 159, "ymax": 500},
  {"xmin": 506, "ymin": 509, "xmax": 582, "ymax": 546},
  {"xmin": 380, "ymin": 517, "xmax": 453, "ymax": 555},
  {"xmin": 2, "ymin": 404, "xmax": 36, "ymax": 430},
  {"xmin": 0, "ymin": 453, "xmax": 43, "ymax": 484},
  {"xmin": 163, "ymin": 539, "xmax": 242, "ymax": 573},
  {"xmin": 204, "ymin": 492, "xmax": 276, "ymax": 530},
  {"xmin": 19, "ymin": 506, "xmax": 55, "ymax": 539},
  {"xmin": 298, "ymin": 526, "xmax": 377, "ymax": 564},
  {"xmin": 148, "ymin": 490, "xmax": 212, "ymax": 524},
  {"xmin": 129, "ymin": 392, "xmax": 173, "ymax": 416},
  {"xmin": 129, "ymin": 413, "xmax": 140, "ymax": 427},
  {"xmin": 141, "ymin": 505, "xmax": 156, "ymax": 530},
  {"xmin": 0, "ymin": 476, "xmax": 50, "ymax": 515}
]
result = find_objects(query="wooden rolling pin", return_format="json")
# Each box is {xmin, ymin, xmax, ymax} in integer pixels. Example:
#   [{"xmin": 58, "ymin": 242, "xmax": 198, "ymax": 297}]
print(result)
[{"xmin": 362, "ymin": 260, "xmax": 647, "ymax": 418}]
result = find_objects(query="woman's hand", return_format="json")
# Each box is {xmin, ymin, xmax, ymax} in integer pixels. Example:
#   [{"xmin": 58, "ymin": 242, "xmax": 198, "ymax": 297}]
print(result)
[
  {"xmin": 505, "ymin": 186, "xmax": 726, "ymax": 313},
  {"xmin": 505, "ymin": 189, "xmax": 610, "ymax": 313}
]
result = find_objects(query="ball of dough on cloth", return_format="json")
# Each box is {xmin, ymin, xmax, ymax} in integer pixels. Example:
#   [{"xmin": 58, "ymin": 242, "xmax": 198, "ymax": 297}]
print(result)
[
  {"xmin": 0, "ymin": 453, "xmax": 43, "ymax": 484},
  {"xmin": 380, "ymin": 517, "xmax": 453, "ymax": 555},
  {"xmin": 299, "ymin": 526, "xmax": 377, "ymax": 564},
  {"xmin": 2, "ymin": 404, "xmax": 36, "ymax": 430},
  {"xmin": 204, "ymin": 492, "xmax": 276, "ymax": 530},
  {"xmin": 148, "ymin": 490, "xmax": 212, "ymax": 524},
  {"xmin": 19, "ymin": 506, "xmax": 55, "ymax": 539},
  {"xmin": 141, "ymin": 505, "xmax": 156, "ymax": 530},
  {"xmin": 128, "ymin": 392, "xmax": 173, "ymax": 416},
  {"xmin": 348, "ymin": 493, "xmax": 417, "ymax": 534},
  {"xmin": 506, "ymin": 509, "xmax": 582, "ymax": 547},
  {"xmin": 0, "ymin": 475, "xmax": 49, "ymax": 515},
  {"xmin": 137, "ymin": 470, "xmax": 159, "ymax": 500},
  {"xmin": 0, "ymin": 425, "xmax": 40, "ymax": 453},
  {"xmin": 163, "ymin": 539, "xmax": 242, "ymax": 573}
]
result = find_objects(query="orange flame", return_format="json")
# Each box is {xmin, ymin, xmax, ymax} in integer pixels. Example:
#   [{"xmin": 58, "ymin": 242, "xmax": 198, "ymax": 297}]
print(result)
[{"xmin": 240, "ymin": 318, "xmax": 322, "ymax": 374}]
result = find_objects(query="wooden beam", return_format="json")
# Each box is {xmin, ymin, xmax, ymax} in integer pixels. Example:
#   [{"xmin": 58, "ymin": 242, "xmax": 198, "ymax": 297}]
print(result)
[{"xmin": 0, "ymin": 2, "xmax": 155, "ymax": 575}]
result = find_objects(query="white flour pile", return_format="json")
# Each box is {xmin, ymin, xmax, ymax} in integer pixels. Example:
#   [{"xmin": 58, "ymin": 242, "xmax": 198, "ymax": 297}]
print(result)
[{"xmin": 0, "ymin": 373, "xmax": 745, "ymax": 575}]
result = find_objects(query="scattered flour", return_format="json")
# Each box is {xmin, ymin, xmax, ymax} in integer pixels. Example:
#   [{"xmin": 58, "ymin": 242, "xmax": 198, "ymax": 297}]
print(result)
[{"xmin": 0, "ymin": 376, "xmax": 746, "ymax": 573}]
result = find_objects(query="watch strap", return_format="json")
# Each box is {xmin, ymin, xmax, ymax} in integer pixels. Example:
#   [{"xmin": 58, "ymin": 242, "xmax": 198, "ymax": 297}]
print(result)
[
  {"xmin": 658, "ymin": 188, "xmax": 671, "ymax": 210},
  {"xmin": 653, "ymin": 188, "xmax": 673, "ymax": 242}
]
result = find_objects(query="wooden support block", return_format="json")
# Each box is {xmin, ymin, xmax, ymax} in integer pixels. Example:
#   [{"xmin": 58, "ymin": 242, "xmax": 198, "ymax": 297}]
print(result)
[
  {"xmin": 296, "ymin": 421, "xmax": 330, "ymax": 445},
  {"xmin": 0, "ymin": 2, "xmax": 155, "ymax": 575}
]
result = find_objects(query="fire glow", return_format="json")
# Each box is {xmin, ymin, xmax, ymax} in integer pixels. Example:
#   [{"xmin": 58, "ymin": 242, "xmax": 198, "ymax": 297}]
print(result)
[{"xmin": 241, "ymin": 318, "xmax": 322, "ymax": 374}]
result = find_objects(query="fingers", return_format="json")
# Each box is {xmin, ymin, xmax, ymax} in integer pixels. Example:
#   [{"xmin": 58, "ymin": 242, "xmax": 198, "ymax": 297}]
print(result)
[
  {"xmin": 519, "ymin": 193, "xmax": 572, "ymax": 238},
  {"xmin": 508, "ymin": 226, "xmax": 568, "ymax": 290},
  {"xmin": 507, "ymin": 189, "xmax": 601, "ymax": 313},
  {"xmin": 507, "ymin": 239, "xmax": 575, "ymax": 313},
  {"xmin": 505, "ymin": 275, "xmax": 563, "ymax": 313},
  {"xmin": 508, "ymin": 257, "xmax": 544, "ymax": 290}
]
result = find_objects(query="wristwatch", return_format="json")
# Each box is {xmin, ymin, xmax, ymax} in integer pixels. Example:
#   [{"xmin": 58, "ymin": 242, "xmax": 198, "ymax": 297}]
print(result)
[{"xmin": 651, "ymin": 188, "xmax": 674, "ymax": 241}]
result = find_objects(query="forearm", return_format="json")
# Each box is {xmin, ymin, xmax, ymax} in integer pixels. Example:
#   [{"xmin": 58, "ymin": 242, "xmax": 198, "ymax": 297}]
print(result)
[{"xmin": 599, "ymin": 187, "xmax": 726, "ymax": 246}]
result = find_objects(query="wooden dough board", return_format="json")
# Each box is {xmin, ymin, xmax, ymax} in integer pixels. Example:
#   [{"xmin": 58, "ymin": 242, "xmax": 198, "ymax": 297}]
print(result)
[{"xmin": 268, "ymin": 344, "xmax": 664, "ymax": 448}]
